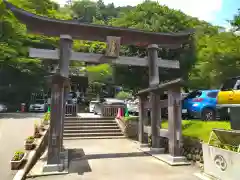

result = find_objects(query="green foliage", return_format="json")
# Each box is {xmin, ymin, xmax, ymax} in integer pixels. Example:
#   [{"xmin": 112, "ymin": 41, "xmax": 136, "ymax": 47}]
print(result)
[
  {"xmin": 0, "ymin": 0, "xmax": 240, "ymax": 103},
  {"xmin": 208, "ymin": 132, "xmax": 239, "ymax": 152},
  {"xmin": 70, "ymin": 0, "xmax": 129, "ymax": 23},
  {"xmin": 0, "ymin": 0, "xmax": 51, "ymax": 105},
  {"xmin": 86, "ymin": 64, "xmax": 112, "ymax": 83},
  {"xmin": 43, "ymin": 112, "xmax": 50, "ymax": 122},
  {"xmin": 230, "ymin": 9, "xmax": 240, "ymax": 30},
  {"xmin": 189, "ymin": 32, "xmax": 240, "ymax": 89},
  {"xmin": 26, "ymin": 136, "xmax": 34, "ymax": 143},
  {"xmin": 101, "ymin": 1, "xmax": 212, "ymax": 89},
  {"xmin": 123, "ymin": 116, "xmax": 138, "ymax": 121},
  {"xmin": 12, "ymin": 150, "xmax": 25, "ymax": 161},
  {"xmin": 115, "ymin": 91, "xmax": 132, "ymax": 100}
]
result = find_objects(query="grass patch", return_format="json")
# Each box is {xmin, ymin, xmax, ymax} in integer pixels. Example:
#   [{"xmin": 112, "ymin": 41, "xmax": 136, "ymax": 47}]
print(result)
[
  {"xmin": 122, "ymin": 116, "xmax": 231, "ymax": 142},
  {"xmin": 123, "ymin": 116, "xmax": 138, "ymax": 121},
  {"xmin": 162, "ymin": 120, "xmax": 231, "ymax": 142}
]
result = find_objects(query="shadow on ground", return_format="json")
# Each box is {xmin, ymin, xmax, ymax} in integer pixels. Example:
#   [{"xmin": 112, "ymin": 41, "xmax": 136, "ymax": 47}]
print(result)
[
  {"xmin": 0, "ymin": 113, "xmax": 44, "ymax": 119},
  {"xmin": 68, "ymin": 148, "xmax": 92, "ymax": 175},
  {"xmin": 67, "ymin": 148, "xmax": 153, "ymax": 175}
]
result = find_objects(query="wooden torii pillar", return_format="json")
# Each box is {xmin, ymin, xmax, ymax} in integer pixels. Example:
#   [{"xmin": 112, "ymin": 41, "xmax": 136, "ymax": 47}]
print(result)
[
  {"xmin": 147, "ymin": 44, "xmax": 161, "ymax": 149},
  {"xmin": 44, "ymin": 35, "xmax": 72, "ymax": 172}
]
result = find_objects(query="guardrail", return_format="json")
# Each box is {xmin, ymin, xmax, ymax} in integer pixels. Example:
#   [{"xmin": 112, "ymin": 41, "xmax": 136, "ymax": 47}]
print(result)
[
  {"xmin": 65, "ymin": 104, "xmax": 77, "ymax": 117},
  {"xmin": 101, "ymin": 104, "xmax": 125, "ymax": 117}
]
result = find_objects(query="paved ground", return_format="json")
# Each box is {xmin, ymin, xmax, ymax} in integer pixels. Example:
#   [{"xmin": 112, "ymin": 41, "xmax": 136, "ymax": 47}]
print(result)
[
  {"xmin": 28, "ymin": 138, "xmax": 200, "ymax": 180},
  {"xmin": 77, "ymin": 113, "xmax": 101, "ymax": 118},
  {"xmin": 0, "ymin": 113, "xmax": 43, "ymax": 180}
]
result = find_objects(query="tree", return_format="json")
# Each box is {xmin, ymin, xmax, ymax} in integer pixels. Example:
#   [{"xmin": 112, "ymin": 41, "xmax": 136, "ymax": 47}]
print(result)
[
  {"xmin": 230, "ymin": 9, "xmax": 240, "ymax": 30},
  {"xmin": 0, "ymin": 0, "xmax": 62, "ymax": 105},
  {"xmin": 107, "ymin": 1, "xmax": 217, "ymax": 90},
  {"xmin": 2, "ymin": 0, "xmax": 239, "ymax": 102},
  {"xmin": 86, "ymin": 63, "xmax": 112, "ymax": 83},
  {"xmin": 115, "ymin": 91, "xmax": 132, "ymax": 100},
  {"xmin": 189, "ymin": 32, "xmax": 240, "ymax": 89},
  {"xmin": 71, "ymin": 0, "xmax": 98, "ymax": 22}
]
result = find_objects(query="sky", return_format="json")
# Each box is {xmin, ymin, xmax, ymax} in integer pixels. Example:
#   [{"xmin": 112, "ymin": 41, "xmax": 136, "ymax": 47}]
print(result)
[{"xmin": 54, "ymin": 0, "xmax": 240, "ymax": 28}]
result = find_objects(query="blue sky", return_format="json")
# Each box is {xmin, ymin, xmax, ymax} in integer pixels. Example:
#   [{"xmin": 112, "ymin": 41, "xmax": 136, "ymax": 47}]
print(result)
[{"xmin": 54, "ymin": 0, "xmax": 240, "ymax": 28}]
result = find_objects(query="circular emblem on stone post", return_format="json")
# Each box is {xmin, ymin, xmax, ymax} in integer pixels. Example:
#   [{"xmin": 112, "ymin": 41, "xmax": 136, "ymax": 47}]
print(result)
[{"xmin": 214, "ymin": 155, "xmax": 227, "ymax": 171}]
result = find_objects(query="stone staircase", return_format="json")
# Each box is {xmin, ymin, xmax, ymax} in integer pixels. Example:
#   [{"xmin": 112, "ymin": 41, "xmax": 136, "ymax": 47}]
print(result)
[{"xmin": 63, "ymin": 117, "xmax": 125, "ymax": 139}]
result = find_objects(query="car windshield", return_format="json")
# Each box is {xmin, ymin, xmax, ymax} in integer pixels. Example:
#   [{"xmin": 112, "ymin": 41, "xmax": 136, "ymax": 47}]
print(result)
[
  {"xmin": 221, "ymin": 78, "xmax": 238, "ymax": 91},
  {"xmin": 207, "ymin": 91, "xmax": 219, "ymax": 98},
  {"xmin": 186, "ymin": 91, "xmax": 202, "ymax": 99},
  {"xmin": 35, "ymin": 100, "xmax": 45, "ymax": 104},
  {"xmin": 68, "ymin": 92, "xmax": 77, "ymax": 98}
]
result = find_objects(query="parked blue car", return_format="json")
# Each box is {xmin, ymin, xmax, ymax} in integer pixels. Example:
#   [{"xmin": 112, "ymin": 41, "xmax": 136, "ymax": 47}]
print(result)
[{"xmin": 182, "ymin": 90, "xmax": 219, "ymax": 120}]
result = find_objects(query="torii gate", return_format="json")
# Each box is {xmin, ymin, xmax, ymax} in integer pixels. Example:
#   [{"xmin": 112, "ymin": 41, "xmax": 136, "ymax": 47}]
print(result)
[{"xmin": 3, "ymin": 0, "xmax": 193, "ymax": 173}]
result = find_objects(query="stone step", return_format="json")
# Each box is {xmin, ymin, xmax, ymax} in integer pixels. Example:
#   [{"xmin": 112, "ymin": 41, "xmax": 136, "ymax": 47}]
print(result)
[
  {"xmin": 64, "ymin": 120, "xmax": 116, "ymax": 124},
  {"xmin": 65, "ymin": 117, "xmax": 114, "ymax": 120},
  {"xmin": 63, "ymin": 122, "xmax": 118, "ymax": 126},
  {"xmin": 64, "ymin": 125, "xmax": 119, "ymax": 130},
  {"xmin": 64, "ymin": 128, "xmax": 122, "ymax": 134},
  {"xmin": 63, "ymin": 132, "xmax": 124, "ymax": 137},
  {"xmin": 63, "ymin": 136, "xmax": 126, "ymax": 140}
]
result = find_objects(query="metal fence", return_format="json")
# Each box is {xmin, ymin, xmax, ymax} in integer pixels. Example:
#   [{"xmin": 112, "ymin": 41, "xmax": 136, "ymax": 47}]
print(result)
[
  {"xmin": 101, "ymin": 104, "xmax": 125, "ymax": 117},
  {"xmin": 65, "ymin": 104, "xmax": 77, "ymax": 116}
]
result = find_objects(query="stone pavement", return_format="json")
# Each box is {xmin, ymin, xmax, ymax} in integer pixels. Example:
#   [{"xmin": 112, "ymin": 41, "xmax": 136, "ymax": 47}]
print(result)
[
  {"xmin": 77, "ymin": 113, "xmax": 101, "ymax": 118},
  {"xmin": 28, "ymin": 138, "xmax": 200, "ymax": 180},
  {"xmin": 0, "ymin": 113, "xmax": 43, "ymax": 180}
]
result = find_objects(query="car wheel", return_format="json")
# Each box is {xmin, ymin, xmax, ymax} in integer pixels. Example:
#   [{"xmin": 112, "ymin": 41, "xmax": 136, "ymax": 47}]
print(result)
[{"xmin": 202, "ymin": 108, "xmax": 216, "ymax": 121}]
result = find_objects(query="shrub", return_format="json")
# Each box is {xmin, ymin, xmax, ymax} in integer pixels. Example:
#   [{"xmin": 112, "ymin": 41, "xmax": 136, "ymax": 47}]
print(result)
[
  {"xmin": 123, "ymin": 116, "xmax": 139, "ymax": 121},
  {"xmin": 115, "ymin": 91, "xmax": 132, "ymax": 100},
  {"xmin": 208, "ymin": 130, "xmax": 239, "ymax": 152},
  {"xmin": 26, "ymin": 136, "xmax": 34, "ymax": 144},
  {"xmin": 43, "ymin": 112, "xmax": 50, "ymax": 122},
  {"xmin": 12, "ymin": 151, "xmax": 25, "ymax": 161},
  {"xmin": 34, "ymin": 122, "xmax": 39, "ymax": 132},
  {"xmin": 34, "ymin": 122, "xmax": 41, "ymax": 138}
]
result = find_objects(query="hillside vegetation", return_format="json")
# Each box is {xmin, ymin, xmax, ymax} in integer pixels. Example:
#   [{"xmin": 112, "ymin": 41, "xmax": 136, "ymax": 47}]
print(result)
[{"xmin": 0, "ymin": 0, "xmax": 240, "ymax": 105}]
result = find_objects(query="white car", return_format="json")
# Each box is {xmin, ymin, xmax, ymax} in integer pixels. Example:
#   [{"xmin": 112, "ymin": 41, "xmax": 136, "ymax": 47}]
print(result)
[
  {"xmin": 89, "ymin": 100, "xmax": 100, "ymax": 113},
  {"xmin": 127, "ymin": 100, "xmax": 139, "ymax": 115},
  {"xmin": 67, "ymin": 92, "xmax": 77, "ymax": 104},
  {"xmin": 0, "ymin": 103, "xmax": 7, "ymax": 112},
  {"xmin": 93, "ymin": 98, "xmax": 126, "ymax": 115},
  {"xmin": 29, "ymin": 99, "xmax": 48, "ymax": 112}
]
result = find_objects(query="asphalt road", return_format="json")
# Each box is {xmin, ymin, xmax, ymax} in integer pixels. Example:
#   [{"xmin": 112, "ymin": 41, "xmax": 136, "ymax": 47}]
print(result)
[{"xmin": 0, "ymin": 113, "xmax": 43, "ymax": 180}]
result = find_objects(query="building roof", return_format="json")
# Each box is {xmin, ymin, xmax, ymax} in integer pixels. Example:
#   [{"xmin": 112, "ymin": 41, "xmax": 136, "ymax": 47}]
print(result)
[{"xmin": 3, "ymin": 0, "xmax": 194, "ymax": 46}]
